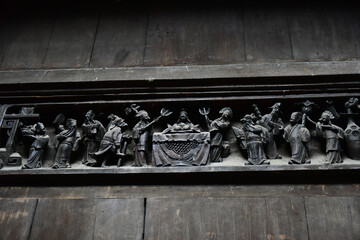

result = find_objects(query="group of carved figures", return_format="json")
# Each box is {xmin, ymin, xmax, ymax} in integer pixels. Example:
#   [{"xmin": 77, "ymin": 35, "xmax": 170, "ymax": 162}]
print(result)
[{"xmin": 2, "ymin": 97, "xmax": 359, "ymax": 169}]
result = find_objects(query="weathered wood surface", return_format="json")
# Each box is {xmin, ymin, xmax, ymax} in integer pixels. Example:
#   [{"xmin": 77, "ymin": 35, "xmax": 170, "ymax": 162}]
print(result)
[
  {"xmin": 0, "ymin": 61, "xmax": 359, "ymax": 85},
  {"xmin": 243, "ymin": 6, "xmax": 293, "ymax": 61},
  {"xmin": 1, "ymin": 3, "xmax": 359, "ymax": 70},
  {"xmin": 144, "ymin": 6, "xmax": 245, "ymax": 66},
  {"xmin": 29, "ymin": 198, "xmax": 144, "ymax": 240},
  {"xmin": 288, "ymin": 5, "xmax": 360, "ymax": 61},
  {"xmin": 90, "ymin": 6, "xmax": 148, "ymax": 67},
  {"xmin": 0, "ymin": 199, "xmax": 37, "ymax": 240},
  {"xmin": 305, "ymin": 197, "xmax": 360, "ymax": 240},
  {"xmin": 1, "ymin": 184, "xmax": 360, "ymax": 200},
  {"xmin": 145, "ymin": 197, "xmax": 308, "ymax": 240},
  {"xmin": 0, "ymin": 14, "xmax": 54, "ymax": 70},
  {"xmin": 42, "ymin": 12, "xmax": 99, "ymax": 68}
]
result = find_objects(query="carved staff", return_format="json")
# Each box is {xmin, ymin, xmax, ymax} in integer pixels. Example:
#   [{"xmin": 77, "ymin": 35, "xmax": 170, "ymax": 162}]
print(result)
[
  {"xmin": 199, "ymin": 108, "xmax": 211, "ymax": 129},
  {"xmin": 296, "ymin": 100, "xmax": 319, "ymax": 127}
]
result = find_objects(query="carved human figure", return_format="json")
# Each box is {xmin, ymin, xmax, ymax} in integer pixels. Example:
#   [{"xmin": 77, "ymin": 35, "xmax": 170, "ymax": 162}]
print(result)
[
  {"xmin": 163, "ymin": 110, "xmax": 200, "ymax": 133},
  {"xmin": 132, "ymin": 106, "xmax": 172, "ymax": 167},
  {"xmin": 254, "ymin": 103, "xmax": 284, "ymax": 159},
  {"xmin": 92, "ymin": 116, "xmax": 128, "ymax": 167},
  {"xmin": 21, "ymin": 122, "xmax": 49, "ymax": 169},
  {"xmin": 283, "ymin": 112, "xmax": 311, "ymax": 164},
  {"xmin": 200, "ymin": 107, "xmax": 233, "ymax": 162},
  {"xmin": 316, "ymin": 111, "xmax": 344, "ymax": 164},
  {"xmin": 343, "ymin": 98, "xmax": 360, "ymax": 160},
  {"xmin": 77, "ymin": 110, "xmax": 105, "ymax": 166},
  {"xmin": 233, "ymin": 114, "xmax": 269, "ymax": 165},
  {"xmin": 52, "ymin": 119, "xmax": 79, "ymax": 169}
]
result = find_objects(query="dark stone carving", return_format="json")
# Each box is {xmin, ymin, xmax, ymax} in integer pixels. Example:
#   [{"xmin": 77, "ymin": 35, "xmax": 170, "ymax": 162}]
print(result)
[
  {"xmin": 233, "ymin": 114, "xmax": 269, "ymax": 165},
  {"xmin": 316, "ymin": 111, "xmax": 344, "ymax": 164},
  {"xmin": 76, "ymin": 110, "xmax": 106, "ymax": 167},
  {"xmin": 0, "ymin": 106, "xmax": 39, "ymax": 167},
  {"xmin": 283, "ymin": 112, "xmax": 311, "ymax": 164},
  {"xmin": 343, "ymin": 98, "xmax": 360, "ymax": 160},
  {"xmin": 52, "ymin": 119, "xmax": 79, "ymax": 169},
  {"xmin": 21, "ymin": 122, "xmax": 49, "ymax": 169},
  {"xmin": 199, "ymin": 107, "xmax": 233, "ymax": 162},
  {"xmin": 253, "ymin": 103, "xmax": 284, "ymax": 159},
  {"xmin": 92, "ymin": 115, "xmax": 131, "ymax": 167},
  {"xmin": 131, "ymin": 105, "xmax": 172, "ymax": 167},
  {"xmin": 153, "ymin": 110, "xmax": 210, "ymax": 166}
]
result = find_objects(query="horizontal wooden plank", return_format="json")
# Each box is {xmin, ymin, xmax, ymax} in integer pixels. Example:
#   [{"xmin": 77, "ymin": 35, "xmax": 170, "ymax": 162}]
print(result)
[
  {"xmin": 0, "ymin": 184, "xmax": 359, "ymax": 200},
  {"xmin": 0, "ymin": 60, "xmax": 359, "ymax": 85}
]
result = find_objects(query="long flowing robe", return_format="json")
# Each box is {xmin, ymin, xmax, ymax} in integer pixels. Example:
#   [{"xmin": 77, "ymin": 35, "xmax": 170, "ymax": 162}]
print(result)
[
  {"xmin": 260, "ymin": 114, "xmax": 283, "ymax": 159},
  {"xmin": 133, "ymin": 120, "xmax": 150, "ymax": 166},
  {"xmin": 81, "ymin": 120, "xmax": 105, "ymax": 166},
  {"xmin": 23, "ymin": 135, "xmax": 49, "ymax": 169},
  {"xmin": 94, "ymin": 125, "xmax": 123, "ymax": 157},
  {"xmin": 243, "ymin": 123, "xmax": 268, "ymax": 165},
  {"xmin": 316, "ymin": 123, "xmax": 344, "ymax": 163},
  {"xmin": 209, "ymin": 118, "xmax": 230, "ymax": 162},
  {"xmin": 53, "ymin": 127, "xmax": 78, "ymax": 168},
  {"xmin": 283, "ymin": 124, "xmax": 310, "ymax": 164}
]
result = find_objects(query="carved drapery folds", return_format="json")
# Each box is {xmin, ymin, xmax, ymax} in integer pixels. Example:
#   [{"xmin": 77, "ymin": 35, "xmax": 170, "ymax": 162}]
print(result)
[{"xmin": 0, "ymin": 98, "xmax": 359, "ymax": 170}]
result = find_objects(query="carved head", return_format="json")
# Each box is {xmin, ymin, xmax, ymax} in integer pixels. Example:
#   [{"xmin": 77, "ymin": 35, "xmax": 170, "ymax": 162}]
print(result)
[
  {"xmin": 319, "ymin": 111, "xmax": 334, "ymax": 124},
  {"xmin": 345, "ymin": 98, "xmax": 359, "ymax": 109},
  {"xmin": 219, "ymin": 107, "xmax": 233, "ymax": 120},
  {"xmin": 33, "ymin": 122, "xmax": 46, "ymax": 134},
  {"xmin": 269, "ymin": 102, "xmax": 281, "ymax": 113},
  {"xmin": 136, "ymin": 110, "xmax": 150, "ymax": 120},
  {"xmin": 290, "ymin": 112, "xmax": 302, "ymax": 125},
  {"xmin": 240, "ymin": 114, "xmax": 256, "ymax": 124},
  {"xmin": 66, "ymin": 118, "xmax": 77, "ymax": 129},
  {"xmin": 85, "ymin": 110, "xmax": 95, "ymax": 121}
]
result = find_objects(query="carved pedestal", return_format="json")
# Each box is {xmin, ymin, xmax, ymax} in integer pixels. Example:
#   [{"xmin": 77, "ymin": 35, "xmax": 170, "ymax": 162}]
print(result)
[{"xmin": 152, "ymin": 132, "xmax": 210, "ymax": 166}]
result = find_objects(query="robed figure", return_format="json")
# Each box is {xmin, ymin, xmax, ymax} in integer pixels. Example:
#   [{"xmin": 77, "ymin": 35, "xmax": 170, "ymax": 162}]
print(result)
[
  {"xmin": 233, "ymin": 114, "xmax": 269, "ymax": 165},
  {"xmin": 77, "ymin": 110, "xmax": 105, "ymax": 166},
  {"xmin": 21, "ymin": 122, "xmax": 49, "ymax": 169},
  {"xmin": 316, "ymin": 111, "xmax": 344, "ymax": 164},
  {"xmin": 52, "ymin": 119, "xmax": 79, "ymax": 169},
  {"xmin": 283, "ymin": 112, "xmax": 311, "ymax": 164},
  {"xmin": 200, "ymin": 107, "xmax": 233, "ymax": 162},
  {"xmin": 92, "ymin": 116, "xmax": 128, "ymax": 167}
]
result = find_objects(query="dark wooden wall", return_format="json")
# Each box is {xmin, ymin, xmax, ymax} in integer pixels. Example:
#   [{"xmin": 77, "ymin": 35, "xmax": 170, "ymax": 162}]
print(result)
[
  {"xmin": 0, "ymin": 0, "xmax": 359, "ymax": 70},
  {"xmin": 0, "ymin": 1, "xmax": 360, "ymax": 239}
]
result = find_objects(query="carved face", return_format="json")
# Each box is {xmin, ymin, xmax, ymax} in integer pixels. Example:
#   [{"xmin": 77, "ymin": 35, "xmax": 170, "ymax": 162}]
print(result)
[
  {"xmin": 290, "ymin": 112, "xmax": 301, "ymax": 124},
  {"xmin": 85, "ymin": 110, "xmax": 95, "ymax": 121},
  {"xmin": 222, "ymin": 110, "xmax": 231, "ymax": 120}
]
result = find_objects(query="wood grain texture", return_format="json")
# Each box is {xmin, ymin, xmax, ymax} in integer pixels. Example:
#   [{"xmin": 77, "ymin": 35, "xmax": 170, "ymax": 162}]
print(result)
[
  {"xmin": 145, "ymin": 197, "xmax": 309, "ymax": 240},
  {"xmin": 243, "ymin": 6, "xmax": 293, "ymax": 62},
  {"xmin": 93, "ymin": 198, "xmax": 144, "ymax": 240},
  {"xmin": 305, "ymin": 197, "xmax": 360, "ymax": 240},
  {"xmin": 90, "ymin": 6, "xmax": 148, "ymax": 67},
  {"xmin": 29, "ymin": 198, "xmax": 144, "ymax": 240},
  {"xmin": 288, "ymin": 5, "xmax": 360, "ymax": 61},
  {"xmin": 0, "ymin": 14, "xmax": 54, "ymax": 70},
  {"xmin": 42, "ymin": 12, "xmax": 99, "ymax": 68},
  {"xmin": 144, "ymin": 5, "xmax": 245, "ymax": 66},
  {"xmin": 0, "ymin": 199, "xmax": 37, "ymax": 240}
]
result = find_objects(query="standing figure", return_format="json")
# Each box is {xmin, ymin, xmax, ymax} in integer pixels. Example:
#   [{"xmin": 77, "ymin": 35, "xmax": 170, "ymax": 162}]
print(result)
[
  {"xmin": 342, "ymin": 98, "xmax": 360, "ymax": 160},
  {"xmin": 21, "ymin": 122, "xmax": 49, "ymax": 169},
  {"xmin": 283, "ymin": 112, "xmax": 311, "ymax": 164},
  {"xmin": 316, "ymin": 111, "xmax": 344, "ymax": 164},
  {"xmin": 233, "ymin": 114, "xmax": 269, "ymax": 165},
  {"xmin": 52, "ymin": 119, "xmax": 79, "ymax": 169},
  {"xmin": 92, "ymin": 116, "xmax": 128, "ymax": 167},
  {"xmin": 253, "ymin": 103, "xmax": 284, "ymax": 159},
  {"xmin": 132, "ymin": 105, "xmax": 172, "ymax": 167},
  {"xmin": 199, "ymin": 107, "xmax": 233, "ymax": 162},
  {"xmin": 77, "ymin": 110, "xmax": 105, "ymax": 166}
]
